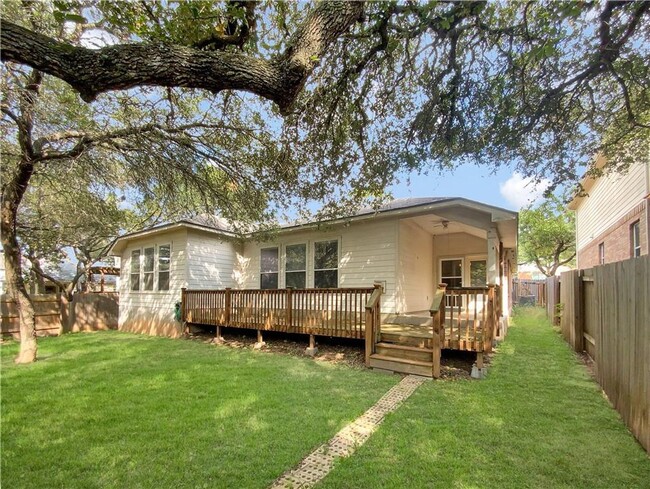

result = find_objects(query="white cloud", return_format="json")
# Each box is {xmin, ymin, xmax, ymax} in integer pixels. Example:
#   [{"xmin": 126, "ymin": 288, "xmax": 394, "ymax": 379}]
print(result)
[
  {"xmin": 499, "ymin": 172, "xmax": 550, "ymax": 209},
  {"xmin": 79, "ymin": 29, "xmax": 119, "ymax": 49}
]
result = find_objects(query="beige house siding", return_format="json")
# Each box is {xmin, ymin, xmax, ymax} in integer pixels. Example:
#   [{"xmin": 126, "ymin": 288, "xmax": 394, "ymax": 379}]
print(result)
[
  {"xmin": 186, "ymin": 229, "xmax": 241, "ymax": 289},
  {"xmin": 575, "ymin": 161, "xmax": 649, "ymax": 252},
  {"xmin": 118, "ymin": 229, "xmax": 187, "ymax": 337},
  {"xmin": 396, "ymin": 220, "xmax": 434, "ymax": 313},
  {"xmin": 240, "ymin": 219, "xmax": 399, "ymax": 312}
]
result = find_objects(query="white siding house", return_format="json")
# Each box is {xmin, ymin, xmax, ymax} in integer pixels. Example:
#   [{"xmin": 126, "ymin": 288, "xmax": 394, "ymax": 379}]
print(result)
[{"xmin": 110, "ymin": 198, "xmax": 518, "ymax": 338}]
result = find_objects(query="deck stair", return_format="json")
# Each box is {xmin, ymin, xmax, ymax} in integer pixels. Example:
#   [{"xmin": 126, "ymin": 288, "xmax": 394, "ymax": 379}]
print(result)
[{"xmin": 368, "ymin": 314, "xmax": 437, "ymax": 376}]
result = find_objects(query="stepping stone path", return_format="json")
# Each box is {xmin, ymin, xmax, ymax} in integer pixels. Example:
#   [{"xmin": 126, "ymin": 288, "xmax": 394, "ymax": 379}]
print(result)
[{"xmin": 270, "ymin": 375, "xmax": 427, "ymax": 488}]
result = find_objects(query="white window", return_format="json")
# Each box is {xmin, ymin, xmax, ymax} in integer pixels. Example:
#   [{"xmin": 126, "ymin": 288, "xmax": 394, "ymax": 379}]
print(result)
[
  {"xmin": 158, "ymin": 244, "xmax": 171, "ymax": 290},
  {"xmin": 631, "ymin": 221, "xmax": 641, "ymax": 258},
  {"xmin": 143, "ymin": 247, "xmax": 155, "ymax": 291},
  {"xmin": 130, "ymin": 250, "xmax": 141, "ymax": 291},
  {"xmin": 260, "ymin": 247, "xmax": 279, "ymax": 289},
  {"xmin": 285, "ymin": 243, "xmax": 306, "ymax": 289},
  {"xmin": 314, "ymin": 240, "xmax": 338, "ymax": 288},
  {"xmin": 440, "ymin": 259, "xmax": 462, "ymax": 288},
  {"xmin": 599, "ymin": 242, "xmax": 605, "ymax": 265}
]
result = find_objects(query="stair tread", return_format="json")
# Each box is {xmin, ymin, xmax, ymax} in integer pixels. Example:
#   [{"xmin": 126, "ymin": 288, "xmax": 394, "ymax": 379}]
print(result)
[
  {"xmin": 376, "ymin": 342, "xmax": 433, "ymax": 353},
  {"xmin": 370, "ymin": 353, "xmax": 433, "ymax": 367}
]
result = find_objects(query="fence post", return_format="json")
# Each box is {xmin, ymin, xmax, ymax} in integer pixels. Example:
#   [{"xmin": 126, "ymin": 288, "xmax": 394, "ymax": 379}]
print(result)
[{"xmin": 570, "ymin": 271, "xmax": 584, "ymax": 352}]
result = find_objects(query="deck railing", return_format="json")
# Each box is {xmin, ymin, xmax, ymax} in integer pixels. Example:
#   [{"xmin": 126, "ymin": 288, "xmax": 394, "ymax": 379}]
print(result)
[
  {"xmin": 364, "ymin": 285, "xmax": 382, "ymax": 365},
  {"xmin": 429, "ymin": 284, "xmax": 447, "ymax": 378},
  {"xmin": 444, "ymin": 285, "xmax": 500, "ymax": 352},
  {"xmin": 182, "ymin": 286, "xmax": 379, "ymax": 340}
]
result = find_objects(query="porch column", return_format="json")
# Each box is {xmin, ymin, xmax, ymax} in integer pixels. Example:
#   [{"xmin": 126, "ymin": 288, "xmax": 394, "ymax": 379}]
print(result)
[{"xmin": 487, "ymin": 227, "xmax": 500, "ymax": 285}]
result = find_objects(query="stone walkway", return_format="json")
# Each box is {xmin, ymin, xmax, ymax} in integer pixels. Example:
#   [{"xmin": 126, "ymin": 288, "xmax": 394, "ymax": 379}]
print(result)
[{"xmin": 270, "ymin": 375, "xmax": 428, "ymax": 488}]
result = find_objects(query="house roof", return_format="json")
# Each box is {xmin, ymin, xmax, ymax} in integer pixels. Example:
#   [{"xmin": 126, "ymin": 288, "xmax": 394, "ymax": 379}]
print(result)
[
  {"xmin": 109, "ymin": 196, "xmax": 518, "ymax": 255},
  {"xmin": 567, "ymin": 154, "xmax": 607, "ymax": 211}
]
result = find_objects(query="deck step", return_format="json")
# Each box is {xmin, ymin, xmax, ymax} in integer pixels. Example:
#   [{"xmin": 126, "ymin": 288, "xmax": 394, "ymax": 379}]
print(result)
[
  {"xmin": 380, "ymin": 332, "xmax": 433, "ymax": 348},
  {"xmin": 374, "ymin": 342, "xmax": 434, "ymax": 362},
  {"xmin": 368, "ymin": 354, "xmax": 434, "ymax": 377}
]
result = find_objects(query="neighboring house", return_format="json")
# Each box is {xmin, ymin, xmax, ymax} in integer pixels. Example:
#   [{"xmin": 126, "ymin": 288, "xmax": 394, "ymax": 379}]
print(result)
[
  {"xmin": 109, "ymin": 197, "xmax": 518, "ymax": 341},
  {"xmin": 568, "ymin": 155, "xmax": 650, "ymax": 269}
]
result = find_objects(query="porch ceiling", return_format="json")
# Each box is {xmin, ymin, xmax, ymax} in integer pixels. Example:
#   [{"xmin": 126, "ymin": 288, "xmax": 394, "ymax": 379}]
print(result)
[{"xmin": 403, "ymin": 214, "xmax": 486, "ymax": 240}]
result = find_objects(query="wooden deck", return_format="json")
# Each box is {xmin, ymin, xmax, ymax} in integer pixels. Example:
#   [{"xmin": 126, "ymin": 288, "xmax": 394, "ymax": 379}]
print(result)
[{"xmin": 182, "ymin": 284, "xmax": 503, "ymax": 379}]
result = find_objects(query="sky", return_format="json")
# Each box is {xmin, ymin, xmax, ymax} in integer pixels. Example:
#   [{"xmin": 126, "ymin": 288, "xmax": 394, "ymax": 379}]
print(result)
[{"xmin": 388, "ymin": 163, "xmax": 551, "ymax": 212}]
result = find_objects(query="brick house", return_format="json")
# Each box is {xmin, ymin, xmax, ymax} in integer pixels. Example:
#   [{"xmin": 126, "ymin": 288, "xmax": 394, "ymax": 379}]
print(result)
[{"xmin": 568, "ymin": 155, "xmax": 649, "ymax": 269}]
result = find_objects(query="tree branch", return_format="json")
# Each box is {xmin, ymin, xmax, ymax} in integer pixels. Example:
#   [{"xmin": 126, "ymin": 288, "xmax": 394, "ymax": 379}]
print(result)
[{"xmin": 1, "ymin": 2, "xmax": 363, "ymax": 112}]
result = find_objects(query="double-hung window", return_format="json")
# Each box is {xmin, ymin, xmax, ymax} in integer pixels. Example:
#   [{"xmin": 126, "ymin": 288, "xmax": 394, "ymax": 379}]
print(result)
[
  {"xmin": 260, "ymin": 247, "xmax": 279, "ymax": 289},
  {"xmin": 130, "ymin": 250, "xmax": 141, "ymax": 291},
  {"xmin": 158, "ymin": 244, "xmax": 171, "ymax": 290},
  {"xmin": 314, "ymin": 240, "xmax": 338, "ymax": 288},
  {"xmin": 143, "ymin": 247, "xmax": 155, "ymax": 291},
  {"xmin": 285, "ymin": 244, "xmax": 306, "ymax": 288}
]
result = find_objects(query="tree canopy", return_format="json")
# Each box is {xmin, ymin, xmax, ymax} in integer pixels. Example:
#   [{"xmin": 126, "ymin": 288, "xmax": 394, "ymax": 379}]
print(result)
[
  {"xmin": 519, "ymin": 196, "xmax": 576, "ymax": 277},
  {"xmin": 2, "ymin": 0, "xmax": 649, "ymax": 194}
]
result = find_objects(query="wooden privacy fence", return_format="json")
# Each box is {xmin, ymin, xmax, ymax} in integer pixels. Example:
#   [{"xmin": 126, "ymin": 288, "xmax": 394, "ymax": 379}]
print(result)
[
  {"xmin": 512, "ymin": 279, "xmax": 546, "ymax": 306},
  {"xmin": 1, "ymin": 292, "xmax": 119, "ymax": 337},
  {"xmin": 183, "ymin": 286, "xmax": 379, "ymax": 340},
  {"xmin": 1, "ymin": 294, "xmax": 63, "ymax": 336},
  {"xmin": 553, "ymin": 255, "xmax": 649, "ymax": 452},
  {"xmin": 545, "ymin": 275, "xmax": 561, "ymax": 324}
]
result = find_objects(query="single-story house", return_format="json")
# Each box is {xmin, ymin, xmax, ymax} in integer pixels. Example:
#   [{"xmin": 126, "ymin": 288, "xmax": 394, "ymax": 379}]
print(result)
[{"xmin": 109, "ymin": 197, "xmax": 518, "ymax": 377}]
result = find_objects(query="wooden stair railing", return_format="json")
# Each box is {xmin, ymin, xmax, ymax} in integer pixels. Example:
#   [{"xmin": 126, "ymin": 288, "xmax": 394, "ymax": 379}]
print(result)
[
  {"xmin": 429, "ymin": 284, "xmax": 446, "ymax": 378},
  {"xmin": 364, "ymin": 284, "xmax": 382, "ymax": 366}
]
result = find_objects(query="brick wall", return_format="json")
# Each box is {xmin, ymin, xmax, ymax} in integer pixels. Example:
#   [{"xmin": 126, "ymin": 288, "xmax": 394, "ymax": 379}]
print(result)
[{"xmin": 577, "ymin": 198, "xmax": 649, "ymax": 269}]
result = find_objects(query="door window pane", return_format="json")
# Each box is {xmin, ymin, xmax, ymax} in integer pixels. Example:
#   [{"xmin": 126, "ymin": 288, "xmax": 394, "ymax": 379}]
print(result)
[{"xmin": 470, "ymin": 260, "xmax": 487, "ymax": 287}]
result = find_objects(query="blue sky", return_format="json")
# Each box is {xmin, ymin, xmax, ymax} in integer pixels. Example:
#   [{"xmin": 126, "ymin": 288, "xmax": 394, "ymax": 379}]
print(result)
[{"xmin": 389, "ymin": 162, "xmax": 550, "ymax": 212}]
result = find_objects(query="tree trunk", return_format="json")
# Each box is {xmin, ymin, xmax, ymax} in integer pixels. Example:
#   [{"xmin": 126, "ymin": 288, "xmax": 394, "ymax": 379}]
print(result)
[{"xmin": 1, "ymin": 205, "xmax": 37, "ymax": 363}]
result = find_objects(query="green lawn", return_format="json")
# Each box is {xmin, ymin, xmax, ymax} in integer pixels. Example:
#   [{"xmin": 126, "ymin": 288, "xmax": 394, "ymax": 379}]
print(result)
[
  {"xmin": 318, "ymin": 308, "xmax": 650, "ymax": 489},
  {"xmin": 1, "ymin": 332, "xmax": 397, "ymax": 489}
]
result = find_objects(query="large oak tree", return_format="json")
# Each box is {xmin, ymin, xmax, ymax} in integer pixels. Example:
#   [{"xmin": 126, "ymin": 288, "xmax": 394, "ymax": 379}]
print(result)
[{"xmin": 2, "ymin": 0, "xmax": 649, "ymax": 362}]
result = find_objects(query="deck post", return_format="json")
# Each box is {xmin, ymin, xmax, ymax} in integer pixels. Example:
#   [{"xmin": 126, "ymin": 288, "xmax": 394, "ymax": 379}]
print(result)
[
  {"xmin": 305, "ymin": 333, "xmax": 318, "ymax": 357},
  {"xmin": 254, "ymin": 329, "xmax": 266, "ymax": 349},
  {"xmin": 286, "ymin": 287, "xmax": 293, "ymax": 331},
  {"xmin": 224, "ymin": 288, "xmax": 232, "ymax": 325},
  {"xmin": 364, "ymin": 308, "xmax": 373, "ymax": 366},
  {"xmin": 214, "ymin": 325, "xmax": 225, "ymax": 344},
  {"xmin": 181, "ymin": 287, "xmax": 187, "ymax": 334}
]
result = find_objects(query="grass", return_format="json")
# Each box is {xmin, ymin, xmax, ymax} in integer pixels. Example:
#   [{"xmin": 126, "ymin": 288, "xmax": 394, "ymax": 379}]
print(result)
[
  {"xmin": 1, "ymin": 332, "xmax": 397, "ymax": 489},
  {"xmin": 318, "ymin": 308, "xmax": 650, "ymax": 489}
]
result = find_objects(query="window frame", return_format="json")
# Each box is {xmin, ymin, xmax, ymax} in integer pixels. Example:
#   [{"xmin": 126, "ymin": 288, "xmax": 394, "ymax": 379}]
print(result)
[
  {"xmin": 631, "ymin": 221, "xmax": 641, "ymax": 258},
  {"xmin": 598, "ymin": 242, "xmax": 605, "ymax": 265},
  {"xmin": 158, "ymin": 243, "xmax": 171, "ymax": 291},
  {"xmin": 467, "ymin": 255, "xmax": 488, "ymax": 287},
  {"xmin": 260, "ymin": 246, "xmax": 280, "ymax": 289},
  {"xmin": 142, "ymin": 246, "xmax": 155, "ymax": 291},
  {"xmin": 130, "ymin": 249, "xmax": 141, "ymax": 291},
  {"xmin": 284, "ymin": 242, "xmax": 307, "ymax": 289},
  {"xmin": 313, "ymin": 239, "xmax": 340, "ymax": 289},
  {"xmin": 440, "ymin": 257, "xmax": 464, "ymax": 288}
]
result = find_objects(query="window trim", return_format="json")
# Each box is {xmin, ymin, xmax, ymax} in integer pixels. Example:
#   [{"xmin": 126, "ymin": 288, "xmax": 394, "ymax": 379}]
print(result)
[
  {"xmin": 313, "ymin": 238, "xmax": 340, "ymax": 289},
  {"xmin": 631, "ymin": 221, "xmax": 641, "ymax": 258}
]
